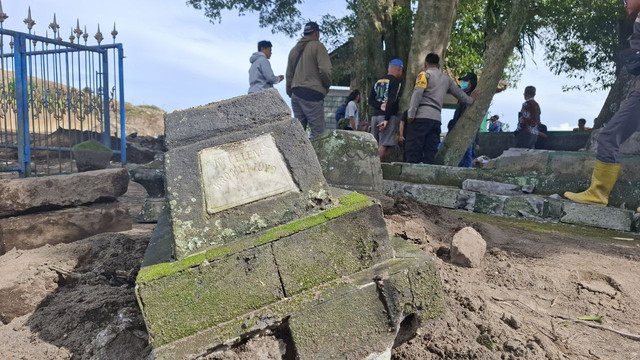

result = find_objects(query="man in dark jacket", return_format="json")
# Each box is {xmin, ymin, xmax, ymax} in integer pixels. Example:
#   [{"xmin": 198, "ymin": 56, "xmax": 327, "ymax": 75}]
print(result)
[
  {"xmin": 565, "ymin": 0, "xmax": 640, "ymax": 212},
  {"xmin": 286, "ymin": 22, "xmax": 332, "ymax": 138},
  {"xmin": 369, "ymin": 59, "xmax": 403, "ymax": 161},
  {"xmin": 446, "ymin": 72, "xmax": 478, "ymax": 167}
]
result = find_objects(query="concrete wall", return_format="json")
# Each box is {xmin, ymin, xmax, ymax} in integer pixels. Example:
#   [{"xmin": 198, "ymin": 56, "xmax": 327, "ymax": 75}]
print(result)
[{"xmin": 477, "ymin": 131, "xmax": 592, "ymax": 158}]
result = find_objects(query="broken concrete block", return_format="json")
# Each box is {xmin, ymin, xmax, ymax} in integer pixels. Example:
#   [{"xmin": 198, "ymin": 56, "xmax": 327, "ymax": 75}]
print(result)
[
  {"xmin": 288, "ymin": 255, "xmax": 445, "ymax": 360},
  {"xmin": 0, "ymin": 202, "xmax": 131, "ymax": 253},
  {"xmin": 384, "ymin": 180, "xmax": 473, "ymax": 209},
  {"xmin": 272, "ymin": 202, "xmax": 392, "ymax": 296},
  {"xmin": 561, "ymin": 202, "xmax": 634, "ymax": 232},
  {"xmin": 503, "ymin": 195, "xmax": 549, "ymax": 218},
  {"xmin": 311, "ymin": 130, "xmax": 384, "ymax": 194},
  {"xmin": 633, "ymin": 213, "xmax": 639, "ymax": 232},
  {"xmin": 462, "ymin": 179, "xmax": 522, "ymax": 195},
  {"xmin": 474, "ymin": 193, "xmax": 507, "ymax": 215},
  {"xmin": 450, "ymin": 227, "xmax": 486, "ymax": 268},
  {"xmin": 137, "ymin": 197, "xmax": 166, "ymax": 223},
  {"xmin": 129, "ymin": 159, "xmax": 165, "ymax": 197},
  {"xmin": 0, "ymin": 168, "xmax": 129, "ymax": 218}
]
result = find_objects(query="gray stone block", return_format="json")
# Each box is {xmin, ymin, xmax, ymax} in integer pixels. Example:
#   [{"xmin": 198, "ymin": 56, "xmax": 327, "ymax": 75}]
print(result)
[
  {"xmin": 493, "ymin": 148, "xmax": 549, "ymax": 173},
  {"xmin": 0, "ymin": 202, "xmax": 131, "ymax": 253},
  {"xmin": 137, "ymin": 197, "xmax": 166, "ymax": 223},
  {"xmin": 164, "ymin": 89, "xmax": 291, "ymax": 147},
  {"xmin": 311, "ymin": 130, "xmax": 383, "ymax": 193},
  {"xmin": 129, "ymin": 159, "xmax": 165, "ymax": 197},
  {"xmin": 474, "ymin": 193, "xmax": 507, "ymax": 215},
  {"xmin": 503, "ymin": 195, "xmax": 549, "ymax": 218},
  {"xmin": 0, "ymin": 169, "xmax": 129, "ymax": 218},
  {"xmin": 462, "ymin": 179, "xmax": 522, "ymax": 195},
  {"xmin": 384, "ymin": 180, "xmax": 472, "ymax": 209},
  {"xmin": 165, "ymin": 97, "xmax": 330, "ymax": 259},
  {"xmin": 560, "ymin": 202, "xmax": 633, "ymax": 231}
]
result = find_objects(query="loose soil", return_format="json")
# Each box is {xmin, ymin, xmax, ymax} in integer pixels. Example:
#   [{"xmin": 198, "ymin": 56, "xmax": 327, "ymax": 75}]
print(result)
[{"xmin": 1, "ymin": 194, "xmax": 639, "ymax": 359}]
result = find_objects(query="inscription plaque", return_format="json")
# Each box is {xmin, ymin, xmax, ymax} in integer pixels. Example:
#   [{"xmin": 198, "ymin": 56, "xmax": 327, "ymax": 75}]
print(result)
[{"xmin": 199, "ymin": 134, "xmax": 299, "ymax": 214}]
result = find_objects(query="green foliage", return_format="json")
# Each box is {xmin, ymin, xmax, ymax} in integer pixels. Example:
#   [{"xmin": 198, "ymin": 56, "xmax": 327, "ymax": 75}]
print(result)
[
  {"xmin": 538, "ymin": 0, "xmax": 624, "ymax": 91},
  {"xmin": 187, "ymin": 0, "xmax": 304, "ymax": 36}
]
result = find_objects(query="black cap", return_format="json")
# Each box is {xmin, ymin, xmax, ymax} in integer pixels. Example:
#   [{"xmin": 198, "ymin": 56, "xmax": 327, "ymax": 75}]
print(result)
[
  {"xmin": 458, "ymin": 72, "xmax": 477, "ymax": 82},
  {"xmin": 303, "ymin": 22, "xmax": 320, "ymax": 35}
]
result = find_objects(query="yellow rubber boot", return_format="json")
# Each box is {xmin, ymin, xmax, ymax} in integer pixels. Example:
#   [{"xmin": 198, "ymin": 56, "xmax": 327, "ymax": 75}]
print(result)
[{"xmin": 564, "ymin": 160, "xmax": 621, "ymax": 207}]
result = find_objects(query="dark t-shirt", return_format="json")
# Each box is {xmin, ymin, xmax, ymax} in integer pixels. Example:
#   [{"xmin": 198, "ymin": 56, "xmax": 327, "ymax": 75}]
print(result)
[{"xmin": 369, "ymin": 74, "xmax": 402, "ymax": 120}]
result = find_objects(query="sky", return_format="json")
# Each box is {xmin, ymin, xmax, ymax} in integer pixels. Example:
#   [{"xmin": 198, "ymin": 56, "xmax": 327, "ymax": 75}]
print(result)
[{"xmin": 2, "ymin": 0, "xmax": 609, "ymax": 132}]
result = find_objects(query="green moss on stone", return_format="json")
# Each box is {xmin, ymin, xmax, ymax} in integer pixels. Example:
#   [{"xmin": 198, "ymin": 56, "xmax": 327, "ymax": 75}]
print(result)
[
  {"xmin": 71, "ymin": 140, "xmax": 112, "ymax": 152},
  {"xmin": 137, "ymin": 192, "xmax": 373, "ymax": 284}
]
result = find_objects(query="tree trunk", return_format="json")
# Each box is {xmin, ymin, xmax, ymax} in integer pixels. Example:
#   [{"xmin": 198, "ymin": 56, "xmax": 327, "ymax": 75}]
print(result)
[
  {"xmin": 593, "ymin": 13, "xmax": 636, "ymax": 129},
  {"xmin": 434, "ymin": 0, "xmax": 533, "ymax": 166},
  {"xmin": 352, "ymin": 0, "xmax": 393, "ymax": 122},
  {"xmin": 399, "ymin": 0, "xmax": 459, "ymax": 111}
]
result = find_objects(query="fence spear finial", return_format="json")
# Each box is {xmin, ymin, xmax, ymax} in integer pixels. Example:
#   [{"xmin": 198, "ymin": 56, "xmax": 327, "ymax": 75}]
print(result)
[
  {"xmin": 74, "ymin": 19, "xmax": 83, "ymax": 37},
  {"xmin": 24, "ymin": 6, "xmax": 35, "ymax": 30},
  {"xmin": 49, "ymin": 13, "xmax": 60, "ymax": 34},
  {"xmin": 111, "ymin": 22, "xmax": 118, "ymax": 41},
  {"xmin": 69, "ymin": 27, "xmax": 75, "ymax": 43},
  {"xmin": 95, "ymin": 23, "xmax": 103, "ymax": 44},
  {"xmin": 0, "ymin": 0, "xmax": 9, "ymax": 25},
  {"xmin": 82, "ymin": 25, "xmax": 89, "ymax": 43}
]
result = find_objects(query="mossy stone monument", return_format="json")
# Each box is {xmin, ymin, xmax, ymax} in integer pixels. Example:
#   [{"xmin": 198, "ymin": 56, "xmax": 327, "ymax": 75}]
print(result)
[{"xmin": 136, "ymin": 90, "xmax": 445, "ymax": 359}]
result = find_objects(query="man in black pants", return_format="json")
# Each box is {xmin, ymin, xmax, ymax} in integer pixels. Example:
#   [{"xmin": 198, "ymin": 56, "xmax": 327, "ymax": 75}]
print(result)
[{"xmin": 405, "ymin": 53, "xmax": 475, "ymax": 164}]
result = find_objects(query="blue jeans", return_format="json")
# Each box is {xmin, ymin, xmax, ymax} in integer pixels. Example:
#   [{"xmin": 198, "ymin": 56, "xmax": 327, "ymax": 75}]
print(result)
[{"xmin": 458, "ymin": 142, "xmax": 475, "ymax": 168}]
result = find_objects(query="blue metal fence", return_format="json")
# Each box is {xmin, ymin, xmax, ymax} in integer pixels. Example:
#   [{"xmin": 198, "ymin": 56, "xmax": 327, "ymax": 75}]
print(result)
[{"xmin": 0, "ymin": 5, "xmax": 125, "ymax": 177}]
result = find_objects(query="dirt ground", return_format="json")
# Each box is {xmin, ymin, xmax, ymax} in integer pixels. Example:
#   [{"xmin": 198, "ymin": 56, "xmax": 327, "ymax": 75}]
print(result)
[{"xmin": 1, "ymin": 191, "xmax": 639, "ymax": 359}]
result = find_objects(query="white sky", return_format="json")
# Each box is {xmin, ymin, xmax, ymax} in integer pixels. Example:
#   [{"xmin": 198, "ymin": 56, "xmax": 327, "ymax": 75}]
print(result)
[{"xmin": 3, "ymin": 0, "xmax": 608, "ymax": 132}]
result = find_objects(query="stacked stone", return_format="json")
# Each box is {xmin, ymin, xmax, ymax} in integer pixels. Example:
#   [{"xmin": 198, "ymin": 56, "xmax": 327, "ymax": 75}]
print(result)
[
  {"xmin": 385, "ymin": 179, "xmax": 637, "ymax": 232},
  {"xmin": 0, "ymin": 169, "xmax": 132, "ymax": 254},
  {"xmin": 135, "ymin": 90, "xmax": 446, "ymax": 360}
]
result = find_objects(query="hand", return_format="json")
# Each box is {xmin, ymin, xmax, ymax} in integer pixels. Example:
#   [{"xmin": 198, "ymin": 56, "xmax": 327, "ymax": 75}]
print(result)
[
  {"xmin": 377, "ymin": 120, "xmax": 389, "ymax": 131},
  {"xmin": 381, "ymin": 103, "xmax": 387, "ymax": 111},
  {"xmin": 471, "ymin": 89, "xmax": 479, "ymax": 100},
  {"xmin": 399, "ymin": 134, "xmax": 405, "ymax": 143},
  {"xmin": 278, "ymin": 75, "xmax": 284, "ymax": 82}
]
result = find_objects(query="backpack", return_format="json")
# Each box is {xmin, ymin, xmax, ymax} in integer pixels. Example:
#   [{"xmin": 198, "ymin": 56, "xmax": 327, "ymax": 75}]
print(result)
[{"xmin": 335, "ymin": 103, "xmax": 346, "ymax": 122}]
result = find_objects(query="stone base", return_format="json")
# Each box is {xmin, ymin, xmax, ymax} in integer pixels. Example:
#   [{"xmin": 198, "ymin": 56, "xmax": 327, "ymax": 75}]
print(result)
[
  {"xmin": 137, "ymin": 197, "xmax": 166, "ymax": 223},
  {"xmin": 147, "ymin": 237, "xmax": 444, "ymax": 360},
  {"xmin": 384, "ymin": 180, "xmax": 636, "ymax": 232},
  {"xmin": 382, "ymin": 150, "xmax": 640, "ymax": 210},
  {"xmin": 0, "ymin": 201, "xmax": 132, "ymax": 254},
  {"xmin": 136, "ymin": 193, "xmax": 395, "ymax": 352}
]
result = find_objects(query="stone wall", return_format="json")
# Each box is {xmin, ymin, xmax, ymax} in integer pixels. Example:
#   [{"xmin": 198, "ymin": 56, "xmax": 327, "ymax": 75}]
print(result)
[
  {"xmin": 477, "ymin": 131, "xmax": 592, "ymax": 158},
  {"xmin": 382, "ymin": 149, "xmax": 640, "ymax": 210}
]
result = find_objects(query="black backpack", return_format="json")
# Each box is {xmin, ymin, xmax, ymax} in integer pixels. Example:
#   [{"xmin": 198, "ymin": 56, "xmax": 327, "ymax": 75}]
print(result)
[{"xmin": 335, "ymin": 103, "xmax": 346, "ymax": 121}]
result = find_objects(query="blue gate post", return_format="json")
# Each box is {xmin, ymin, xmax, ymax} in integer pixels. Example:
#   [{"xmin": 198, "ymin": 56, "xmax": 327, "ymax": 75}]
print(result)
[
  {"xmin": 101, "ymin": 50, "xmax": 111, "ymax": 148},
  {"xmin": 117, "ymin": 45, "xmax": 126, "ymax": 164},
  {"xmin": 13, "ymin": 33, "xmax": 31, "ymax": 177}
]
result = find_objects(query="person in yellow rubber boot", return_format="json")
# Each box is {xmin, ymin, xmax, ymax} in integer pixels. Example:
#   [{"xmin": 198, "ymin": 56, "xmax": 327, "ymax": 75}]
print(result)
[{"xmin": 565, "ymin": 0, "xmax": 640, "ymax": 208}]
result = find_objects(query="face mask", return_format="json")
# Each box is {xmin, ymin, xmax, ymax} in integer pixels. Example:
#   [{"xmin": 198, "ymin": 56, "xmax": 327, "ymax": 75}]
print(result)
[{"xmin": 461, "ymin": 81, "xmax": 470, "ymax": 90}]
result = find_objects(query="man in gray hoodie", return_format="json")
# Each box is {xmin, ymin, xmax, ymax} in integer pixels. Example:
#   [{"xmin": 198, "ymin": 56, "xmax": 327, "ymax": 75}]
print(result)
[
  {"xmin": 286, "ymin": 22, "xmax": 332, "ymax": 138},
  {"xmin": 248, "ymin": 40, "xmax": 284, "ymax": 94}
]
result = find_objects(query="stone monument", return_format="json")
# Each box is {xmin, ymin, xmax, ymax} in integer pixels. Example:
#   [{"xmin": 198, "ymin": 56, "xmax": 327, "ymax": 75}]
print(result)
[{"xmin": 135, "ymin": 89, "xmax": 444, "ymax": 359}]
